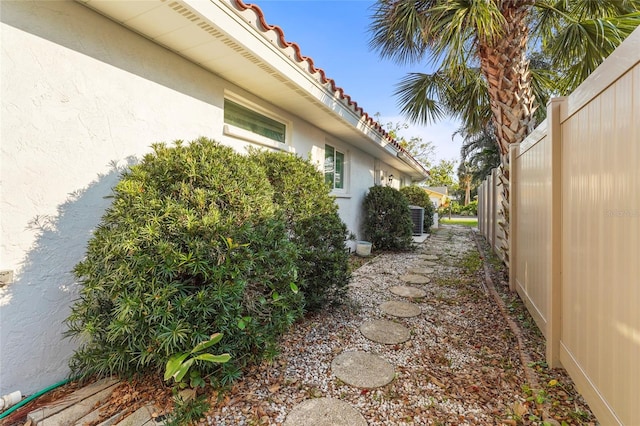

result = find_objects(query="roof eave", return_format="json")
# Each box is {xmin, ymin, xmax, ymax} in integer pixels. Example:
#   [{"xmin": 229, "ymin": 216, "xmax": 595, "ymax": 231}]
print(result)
[{"xmin": 75, "ymin": 0, "xmax": 428, "ymax": 179}]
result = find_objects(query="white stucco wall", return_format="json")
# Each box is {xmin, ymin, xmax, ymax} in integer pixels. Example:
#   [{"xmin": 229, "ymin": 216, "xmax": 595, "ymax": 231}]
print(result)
[
  {"xmin": 0, "ymin": 0, "xmax": 232, "ymax": 395},
  {"xmin": 0, "ymin": 1, "xmax": 392, "ymax": 395}
]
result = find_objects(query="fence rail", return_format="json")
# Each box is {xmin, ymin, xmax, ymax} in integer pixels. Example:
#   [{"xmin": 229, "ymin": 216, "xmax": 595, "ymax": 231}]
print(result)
[{"xmin": 478, "ymin": 27, "xmax": 640, "ymax": 426}]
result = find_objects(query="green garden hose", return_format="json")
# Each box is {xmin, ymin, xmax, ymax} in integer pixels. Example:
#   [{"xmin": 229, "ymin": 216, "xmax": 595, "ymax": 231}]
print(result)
[{"xmin": 0, "ymin": 378, "xmax": 72, "ymax": 420}]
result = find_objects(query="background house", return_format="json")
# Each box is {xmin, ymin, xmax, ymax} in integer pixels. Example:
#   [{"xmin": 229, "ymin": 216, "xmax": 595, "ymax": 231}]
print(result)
[
  {"xmin": 0, "ymin": 0, "xmax": 427, "ymax": 395},
  {"xmin": 424, "ymin": 186, "xmax": 449, "ymax": 209}
]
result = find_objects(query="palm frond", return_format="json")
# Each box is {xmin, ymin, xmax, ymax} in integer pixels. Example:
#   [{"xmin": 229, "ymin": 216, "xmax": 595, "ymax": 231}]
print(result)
[
  {"xmin": 532, "ymin": 1, "xmax": 640, "ymax": 93},
  {"xmin": 394, "ymin": 71, "xmax": 451, "ymax": 125},
  {"xmin": 368, "ymin": 0, "xmax": 438, "ymax": 65},
  {"xmin": 426, "ymin": 0, "xmax": 505, "ymax": 67},
  {"xmin": 458, "ymin": 123, "xmax": 500, "ymax": 182},
  {"xmin": 550, "ymin": 13, "xmax": 640, "ymax": 92},
  {"xmin": 450, "ymin": 66, "xmax": 491, "ymax": 134}
]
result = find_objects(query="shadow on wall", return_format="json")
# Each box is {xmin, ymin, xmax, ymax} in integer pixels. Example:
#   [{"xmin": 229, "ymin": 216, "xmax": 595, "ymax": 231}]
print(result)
[
  {"xmin": 0, "ymin": 158, "xmax": 136, "ymax": 395},
  {"xmin": 1, "ymin": 1, "xmax": 220, "ymax": 109}
]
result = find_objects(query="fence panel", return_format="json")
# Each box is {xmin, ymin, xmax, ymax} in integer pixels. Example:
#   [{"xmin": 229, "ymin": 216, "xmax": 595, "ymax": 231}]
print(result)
[
  {"xmin": 494, "ymin": 168, "xmax": 506, "ymax": 261},
  {"xmin": 477, "ymin": 27, "xmax": 640, "ymax": 425},
  {"xmin": 558, "ymin": 51, "xmax": 639, "ymax": 425},
  {"xmin": 511, "ymin": 121, "xmax": 551, "ymax": 336}
]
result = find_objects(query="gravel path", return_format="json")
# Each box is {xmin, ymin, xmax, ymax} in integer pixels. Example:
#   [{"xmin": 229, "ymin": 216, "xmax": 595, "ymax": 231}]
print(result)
[
  {"xmin": 1, "ymin": 226, "xmax": 596, "ymax": 426},
  {"xmin": 205, "ymin": 226, "xmax": 534, "ymax": 425}
]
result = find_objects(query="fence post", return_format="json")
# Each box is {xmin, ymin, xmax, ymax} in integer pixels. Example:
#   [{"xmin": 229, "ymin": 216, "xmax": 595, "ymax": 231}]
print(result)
[
  {"xmin": 484, "ymin": 178, "xmax": 490, "ymax": 238},
  {"xmin": 490, "ymin": 168, "xmax": 498, "ymax": 252},
  {"xmin": 487, "ymin": 173, "xmax": 493, "ymax": 245},
  {"xmin": 547, "ymin": 97, "xmax": 566, "ymax": 368},
  {"xmin": 509, "ymin": 144, "xmax": 520, "ymax": 292},
  {"xmin": 480, "ymin": 181, "xmax": 486, "ymax": 237}
]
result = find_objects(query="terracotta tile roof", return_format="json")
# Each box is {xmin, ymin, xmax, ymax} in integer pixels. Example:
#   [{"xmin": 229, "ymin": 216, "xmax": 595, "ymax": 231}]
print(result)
[{"xmin": 233, "ymin": 0, "xmax": 428, "ymax": 176}]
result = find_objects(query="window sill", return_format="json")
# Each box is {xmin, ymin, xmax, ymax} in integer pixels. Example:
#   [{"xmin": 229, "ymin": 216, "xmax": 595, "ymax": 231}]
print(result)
[
  {"xmin": 331, "ymin": 192, "xmax": 351, "ymax": 199},
  {"xmin": 223, "ymin": 124, "xmax": 293, "ymax": 152}
]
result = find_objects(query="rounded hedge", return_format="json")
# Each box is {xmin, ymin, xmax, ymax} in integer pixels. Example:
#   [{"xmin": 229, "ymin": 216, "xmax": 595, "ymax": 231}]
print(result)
[
  {"xmin": 66, "ymin": 138, "xmax": 305, "ymax": 382},
  {"xmin": 362, "ymin": 185, "xmax": 414, "ymax": 251}
]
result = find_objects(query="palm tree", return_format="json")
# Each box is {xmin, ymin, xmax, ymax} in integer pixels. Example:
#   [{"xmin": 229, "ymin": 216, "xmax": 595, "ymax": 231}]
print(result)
[
  {"xmin": 369, "ymin": 0, "xmax": 640, "ymax": 264},
  {"xmin": 455, "ymin": 123, "xmax": 501, "ymax": 205},
  {"xmin": 458, "ymin": 164, "xmax": 473, "ymax": 206},
  {"xmin": 458, "ymin": 123, "xmax": 501, "ymax": 185}
]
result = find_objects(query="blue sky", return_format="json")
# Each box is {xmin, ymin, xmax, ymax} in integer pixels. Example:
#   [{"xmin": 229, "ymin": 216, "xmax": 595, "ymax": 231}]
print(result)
[{"xmin": 253, "ymin": 0, "xmax": 463, "ymax": 165}]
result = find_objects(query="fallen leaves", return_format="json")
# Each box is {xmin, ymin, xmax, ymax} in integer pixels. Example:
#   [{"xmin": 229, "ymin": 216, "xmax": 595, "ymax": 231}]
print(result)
[{"xmin": 6, "ymin": 228, "xmax": 595, "ymax": 426}]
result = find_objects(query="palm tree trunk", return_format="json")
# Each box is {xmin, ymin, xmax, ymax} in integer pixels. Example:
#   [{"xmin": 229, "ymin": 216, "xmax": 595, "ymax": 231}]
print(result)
[
  {"xmin": 478, "ymin": 1, "xmax": 535, "ymax": 267},
  {"xmin": 464, "ymin": 176, "xmax": 471, "ymax": 206}
]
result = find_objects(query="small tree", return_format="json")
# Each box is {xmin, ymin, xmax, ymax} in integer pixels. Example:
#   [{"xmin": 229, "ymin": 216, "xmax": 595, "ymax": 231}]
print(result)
[
  {"xmin": 380, "ymin": 117, "xmax": 436, "ymax": 170},
  {"xmin": 362, "ymin": 185, "xmax": 413, "ymax": 251},
  {"xmin": 425, "ymin": 159, "xmax": 458, "ymax": 189},
  {"xmin": 400, "ymin": 185, "xmax": 435, "ymax": 232}
]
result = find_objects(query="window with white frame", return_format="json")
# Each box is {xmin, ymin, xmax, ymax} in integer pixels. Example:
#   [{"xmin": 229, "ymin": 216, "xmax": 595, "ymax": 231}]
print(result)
[
  {"xmin": 224, "ymin": 99, "xmax": 286, "ymax": 143},
  {"xmin": 324, "ymin": 144, "xmax": 345, "ymax": 191}
]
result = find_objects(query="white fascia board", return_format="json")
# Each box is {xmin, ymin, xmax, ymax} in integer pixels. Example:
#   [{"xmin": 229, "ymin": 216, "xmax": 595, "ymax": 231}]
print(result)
[{"xmin": 186, "ymin": 0, "xmax": 397, "ymax": 153}]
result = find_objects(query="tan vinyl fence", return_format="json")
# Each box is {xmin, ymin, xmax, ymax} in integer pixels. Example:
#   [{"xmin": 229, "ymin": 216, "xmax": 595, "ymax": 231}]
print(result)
[
  {"xmin": 478, "ymin": 27, "xmax": 639, "ymax": 425},
  {"xmin": 478, "ymin": 168, "xmax": 506, "ymax": 262}
]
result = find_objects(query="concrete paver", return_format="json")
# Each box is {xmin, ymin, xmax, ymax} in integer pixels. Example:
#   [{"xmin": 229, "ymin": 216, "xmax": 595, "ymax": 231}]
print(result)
[
  {"xmin": 389, "ymin": 285, "xmax": 426, "ymax": 298},
  {"xmin": 399, "ymin": 274, "xmax": 431, "ymax": 284},
  {"xmin": 409, "ymin": 267, "xmax": 434, "ymax": 275},
  {"xmin": 359, "ymin": 319, "xmax": 410, "ymax": 344},
  {"xmin": 331, "ymin": 351, "xmax": 395, "ymax": 388},
  {"xmin": 284, "ymin": 398, "xmax": 366, "ymax": 426},
  {"xmin": 380, "ymin": 300, "xmax": 421, "ymax": 317}
]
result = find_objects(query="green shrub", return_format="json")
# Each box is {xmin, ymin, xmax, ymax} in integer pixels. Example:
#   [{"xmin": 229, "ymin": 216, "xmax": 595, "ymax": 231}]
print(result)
[
  {"xmin": 461, "ymin": 200, "xmax": 478, "ymax": 216},
  {"xmin": 439, "ymin": 201, "xmax": 457, "ymax": 216},
  {"xmin": 65, "ymin": 138, "xmax": 304, "ymax": 383},
  {"xmin": 362, "ymin": 185, "xmax": 414, "ymax": 251},
  {"xmin": 249, "ymin": 150, "xmax": 351, "ymax": 311},
  {"xmin": 399, "ymin": 186, "xmax": 435, "ymax": 232},
  {"xmin": 438, "ymin": 200, "xmax": 477, "ymax": 216}
]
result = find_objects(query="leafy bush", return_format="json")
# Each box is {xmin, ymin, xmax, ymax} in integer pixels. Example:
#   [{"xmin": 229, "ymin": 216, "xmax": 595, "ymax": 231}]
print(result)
[
  {"xmin": 249, "ymin": 150, "xmax": 351, "ymax": 311},
  {"xmin": 164, "ymin": 333, "xmax": 230, "ymax": 389},
  {"xmin": 65, "ymin": 138, "xmax": 304, "ymax": 383},
  {"xmin": 399, "ymin": 186, "xmax": 435, "ymax": 232},
  {"xmin": 462, "ymin": 200, "xmax": 478, "ymax": 216},
  {"xmin": 362, "ymin": 185, "xmax": 414, "ymax": 251},
  {"xmin": 438, "ymin": 200, "xmax": 478, "ymax": 216}
]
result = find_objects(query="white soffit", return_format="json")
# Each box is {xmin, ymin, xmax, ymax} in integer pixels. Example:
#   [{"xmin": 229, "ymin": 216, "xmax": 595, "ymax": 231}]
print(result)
[{"xmin": 76, "ymin": 0, "xmax": 427, "ymax": 178}]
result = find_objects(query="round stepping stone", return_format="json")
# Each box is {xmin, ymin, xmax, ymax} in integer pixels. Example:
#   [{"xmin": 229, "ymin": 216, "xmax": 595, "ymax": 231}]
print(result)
[
  {"xmin": 359, "ymin": 319, "xmax": 410, "ymax": 344},
  {"xmin": 284, "ymin": 398, "xmax": 366, "ymax": 426},
  {"xmin": 332, "ymin": 351, "xmax": 395, "ymax": 388},
  {"xmin": 380, "ymin": 300, "xmax": 421, "ymax": 317},
  {"xmin": 400, "ymin": 274, "xmax": 431, "ymax": 284},
  {"xmin": 419, "ymin": 254, "xmax": 439, "ymax": 260},
  {"xmin": 409, "ymin": 267, "xmax": 434, "ymax": 274},
  {"xmin": 390, "ymin": 285, "xmax": 426, "ymax": 298}
]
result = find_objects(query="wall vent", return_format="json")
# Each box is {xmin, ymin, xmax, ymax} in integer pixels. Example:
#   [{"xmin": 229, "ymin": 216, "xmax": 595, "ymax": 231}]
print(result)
[
  {"xmin": 258, "ymin": 63, "xmax": 276, "ymax": 74},
  {"xmin": 241, "ymin": 51, "xmax": 260, "ymax": 63},
  {"xmin": 169, "ymin": 1, "xmax": 200, "ymax": 22},
  {"xmin": 222, "ymin": 38, "xmax": 243, "ymax": 52},
  {"xmin": 197, "ymin": 22, "xmax": 225, "ymax": 39}
]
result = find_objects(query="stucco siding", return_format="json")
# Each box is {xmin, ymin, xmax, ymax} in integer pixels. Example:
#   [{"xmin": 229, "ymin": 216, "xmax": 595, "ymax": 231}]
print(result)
[
  {"xmin": 0, "ymin": 0, "xmax": 404, "ymax": 395},
  {"xmin": 1, "ymin": 0, "xmax": 232, "ymax": 395}
]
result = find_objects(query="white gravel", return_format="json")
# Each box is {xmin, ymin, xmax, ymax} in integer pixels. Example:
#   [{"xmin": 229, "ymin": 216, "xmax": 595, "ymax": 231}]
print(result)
[{"xmin": 206, "ymin": 226, "xmax": 526, "ymax": 425}]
